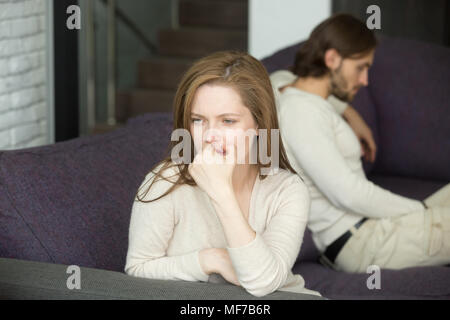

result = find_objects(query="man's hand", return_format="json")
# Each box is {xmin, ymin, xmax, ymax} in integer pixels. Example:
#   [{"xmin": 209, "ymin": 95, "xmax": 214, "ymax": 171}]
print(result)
[{"xmin": 342, "ymin": 106, "xmax": 377, "ymax": 163}]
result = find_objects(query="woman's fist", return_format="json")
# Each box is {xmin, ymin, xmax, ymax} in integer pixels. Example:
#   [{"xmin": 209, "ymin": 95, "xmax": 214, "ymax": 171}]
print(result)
[{"xmin": 188, "ymin": 143, "xmax": 237, "ymax": 204}]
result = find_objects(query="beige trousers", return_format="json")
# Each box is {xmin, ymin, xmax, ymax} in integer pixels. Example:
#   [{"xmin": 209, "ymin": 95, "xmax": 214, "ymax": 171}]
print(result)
[{"xmin": 334, "ymin": 184, "xmax": 450, "ymax": 273}]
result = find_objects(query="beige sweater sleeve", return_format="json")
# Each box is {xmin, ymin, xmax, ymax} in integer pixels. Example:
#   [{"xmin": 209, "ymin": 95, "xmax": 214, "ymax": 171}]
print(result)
[
  {"xmin": 226, "ymin": 175, "xmax": 310, "ymax": 297},
  {"xmin": 124, "ymin": 172, "xmax": 209, "ymax": 282}
]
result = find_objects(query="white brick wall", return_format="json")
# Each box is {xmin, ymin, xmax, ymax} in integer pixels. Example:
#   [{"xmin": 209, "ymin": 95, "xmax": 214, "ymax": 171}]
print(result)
[{"xmin": 0, "ymin": 0, "xmax": 49, "ymax": 150}]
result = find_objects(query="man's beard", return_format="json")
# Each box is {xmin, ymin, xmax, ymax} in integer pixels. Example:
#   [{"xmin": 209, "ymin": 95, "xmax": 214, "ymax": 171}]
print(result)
[{"xmin": 329, "ymin": 65, "xmax": 359, "ymax": 103}]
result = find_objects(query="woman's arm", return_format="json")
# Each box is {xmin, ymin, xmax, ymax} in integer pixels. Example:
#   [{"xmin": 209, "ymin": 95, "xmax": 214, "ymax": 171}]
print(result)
[
  {"xmin": 125, "ymin": 173, "xmax": 209, "ymax": 282},
  {"xmin": 210, "ymin": 188, "xmax": 256, "ymax": 248},
  {"xmin": 279, "ymin": 95, "xmax": 423, "ymax": 218},
  {"xmin": 188, "ymin": 145, "xmax": 309, "ymax": 296},
  {"xmin": 213, "ymin": 175, "xmax": 310, "ymax": 297}
]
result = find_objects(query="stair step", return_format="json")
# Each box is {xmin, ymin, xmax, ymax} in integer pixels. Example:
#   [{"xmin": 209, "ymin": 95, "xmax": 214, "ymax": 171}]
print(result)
[
  {"xmin": 117, "ymin": 1, "xmax": 249, "ymax": 123},
  {"xmin": 179, "ymin": 0, "xmax": 248, "ymax": 29},
  {"xmin": 158, "ymin": 27, "xmax": 247, "ymax": 58},
  {"xmin": 129, "ymin": 89, "xmax": 176, "ymax": 116},
  {"xmin": 138, "ymin": 56, "xmax": 195, "ymax": 90}
]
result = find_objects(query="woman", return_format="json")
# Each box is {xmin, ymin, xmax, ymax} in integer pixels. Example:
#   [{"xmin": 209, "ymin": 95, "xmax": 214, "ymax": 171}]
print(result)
[{"xmin": 124, "ymin": 51, "xmax": 321, "ymax": 297}]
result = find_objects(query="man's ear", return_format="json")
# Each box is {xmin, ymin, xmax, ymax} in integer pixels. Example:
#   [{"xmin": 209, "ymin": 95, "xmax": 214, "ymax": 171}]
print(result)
[{"xmin": 324, "ymin": 48, "xmax": 342, "ymax": 71}]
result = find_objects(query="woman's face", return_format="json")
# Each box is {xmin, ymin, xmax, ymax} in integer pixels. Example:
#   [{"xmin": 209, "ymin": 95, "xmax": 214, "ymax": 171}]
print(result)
[{"xmin": 189, "ymin": 84, "xmax": 258, "ymax": 162}]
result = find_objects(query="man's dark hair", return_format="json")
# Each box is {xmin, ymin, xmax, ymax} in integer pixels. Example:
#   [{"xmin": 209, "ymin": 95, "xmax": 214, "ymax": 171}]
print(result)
[{"xmin": 292, "ymin": 13, "xmax": 377, "ymax": 78}]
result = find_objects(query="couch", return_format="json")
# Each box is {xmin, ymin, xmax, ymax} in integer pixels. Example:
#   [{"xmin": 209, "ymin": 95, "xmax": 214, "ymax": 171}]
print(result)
[{"xmin": 0, "ymin": 36, "xmax": 449, "ymax": 300}]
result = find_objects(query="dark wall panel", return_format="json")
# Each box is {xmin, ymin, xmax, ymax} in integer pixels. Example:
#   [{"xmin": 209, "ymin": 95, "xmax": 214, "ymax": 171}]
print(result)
[
  {"xmin": 332, "ymin": 0, "xmax": 449, "ymax": 47},
  {"xmin": 54, "ymin": 0, "xmax": 79, "ymax": 142}
]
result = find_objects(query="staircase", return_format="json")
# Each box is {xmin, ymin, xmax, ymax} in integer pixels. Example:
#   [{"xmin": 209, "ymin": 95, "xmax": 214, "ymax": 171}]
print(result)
[{"xmin": 91, "ymin": 0, "xmax": 248, "ymax": 135}]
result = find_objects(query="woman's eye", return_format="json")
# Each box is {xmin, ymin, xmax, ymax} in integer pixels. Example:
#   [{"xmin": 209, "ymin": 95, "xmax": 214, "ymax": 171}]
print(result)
[
  {"xmin": 224, "ymin": 119, "xmax": 236, "ymax": 124},
  {"xmin": 191, "ymin": 118, "xmax": 202, "ymax": 124}
]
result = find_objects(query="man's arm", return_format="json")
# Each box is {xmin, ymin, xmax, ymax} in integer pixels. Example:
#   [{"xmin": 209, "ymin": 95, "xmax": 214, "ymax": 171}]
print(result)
[
  {"xmin": 328, "ymin": 95, "xmax": 377, "ymax": 163},
  {"xmin": 279, "ymin": 95, "xmax": 424, "ymax": 218},
  {"xmin": 342, "ymin": 105, "xmax": 377, "ymax": 163}
]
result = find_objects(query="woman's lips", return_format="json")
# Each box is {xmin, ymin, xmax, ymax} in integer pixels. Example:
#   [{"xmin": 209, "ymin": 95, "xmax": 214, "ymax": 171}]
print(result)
[{"xmin": 212, "ymin": 144, "xmax": 226, "ymax": 155}]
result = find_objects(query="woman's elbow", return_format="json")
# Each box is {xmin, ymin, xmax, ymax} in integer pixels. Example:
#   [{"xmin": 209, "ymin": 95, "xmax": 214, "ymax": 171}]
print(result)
[
  {"xmin": 241, "ymin": 271, "xmax": 287, "ymax": 297},
  {"xmin": 245, "ymin": 286, "xmax": 277, "ymax": 298},
  {"xmin": 124, "ymin": 261, "xmax": 141, "ymax": 277},
  {"xmin": 124, "ymin": 266, "xmax": 134, "ymax": 276}
]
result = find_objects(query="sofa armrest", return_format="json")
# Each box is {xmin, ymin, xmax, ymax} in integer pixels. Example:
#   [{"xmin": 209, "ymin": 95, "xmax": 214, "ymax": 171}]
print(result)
[{"xmin": 0, "ymin": 258, "xmax": 324, "ymax": 300}]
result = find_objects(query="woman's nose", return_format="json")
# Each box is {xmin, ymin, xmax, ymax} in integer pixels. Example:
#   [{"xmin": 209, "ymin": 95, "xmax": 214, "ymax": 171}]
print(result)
[{"xmin": 204, "ymin": 127, "xmax": 222, "ymax": 144}]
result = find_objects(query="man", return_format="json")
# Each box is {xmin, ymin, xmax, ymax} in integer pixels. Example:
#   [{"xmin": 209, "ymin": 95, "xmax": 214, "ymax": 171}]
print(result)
[{"xmin": 271, "ymin": 13, "xmax": 450, "ymax": 273}]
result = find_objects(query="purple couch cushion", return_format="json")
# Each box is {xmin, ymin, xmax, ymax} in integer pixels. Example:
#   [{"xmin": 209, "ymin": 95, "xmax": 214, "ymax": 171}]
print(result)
[
  {"xmin": 296, "ymin": 228, "xmax": 319, "ymax": 263},
  {"xmin": 0, "ymin": 113, "xmax": 173, "ymax": 272},
  {"xmin": 0, "ymin": 182, "xmax": 51, "ymax": 262},
  {"xmin": 261, "ymin": 43, "xmax": 302, "ymax": 75},
  {"xmin": 294, "ymin": 262, "xmax": 450, "ymax": 299},
  {"xmin": 368, "ymin": 173, "xmax": 446, "ymax": 201},
  {"xmin": 368, "ymin": 37, "xmax": 450, "ymax": 181}
]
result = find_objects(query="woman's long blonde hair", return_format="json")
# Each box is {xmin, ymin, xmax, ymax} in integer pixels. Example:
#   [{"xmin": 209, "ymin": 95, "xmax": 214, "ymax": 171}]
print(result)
[{"xmin": 136, "ymin": 51, "xmax": 297, "ymax": 203}]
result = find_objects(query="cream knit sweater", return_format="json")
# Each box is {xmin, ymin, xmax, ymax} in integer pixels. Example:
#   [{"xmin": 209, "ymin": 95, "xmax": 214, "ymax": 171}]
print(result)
[{"xmin": 125, "ymin": 162, "xmax": 321, "ymax": 297}]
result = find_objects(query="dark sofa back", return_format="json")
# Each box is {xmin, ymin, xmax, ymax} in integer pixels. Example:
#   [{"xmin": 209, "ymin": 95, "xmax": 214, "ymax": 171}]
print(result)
[
  {"xmin": 366, "ymin": 38, "xmax": 450, "ymax": 181},
  {"xmin": 0, "ymin": 113, "xmax": 173, "ymax": 272}
]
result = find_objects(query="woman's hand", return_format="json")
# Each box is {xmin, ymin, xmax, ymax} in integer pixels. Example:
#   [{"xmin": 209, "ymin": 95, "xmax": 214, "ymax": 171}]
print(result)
[
  {"xmin": 188, "ymin": 143, "xmax": 236, "ymax": 204},
  {"xmin": 199, "ymin": 248, "xmax": 240, "ymax": 286}
]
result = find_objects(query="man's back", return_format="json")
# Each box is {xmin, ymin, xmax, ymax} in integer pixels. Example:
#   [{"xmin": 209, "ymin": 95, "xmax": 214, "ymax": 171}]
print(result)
[{"xmin": 271, "ymin": 70, "xmax": 424, "ymax": 252}]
